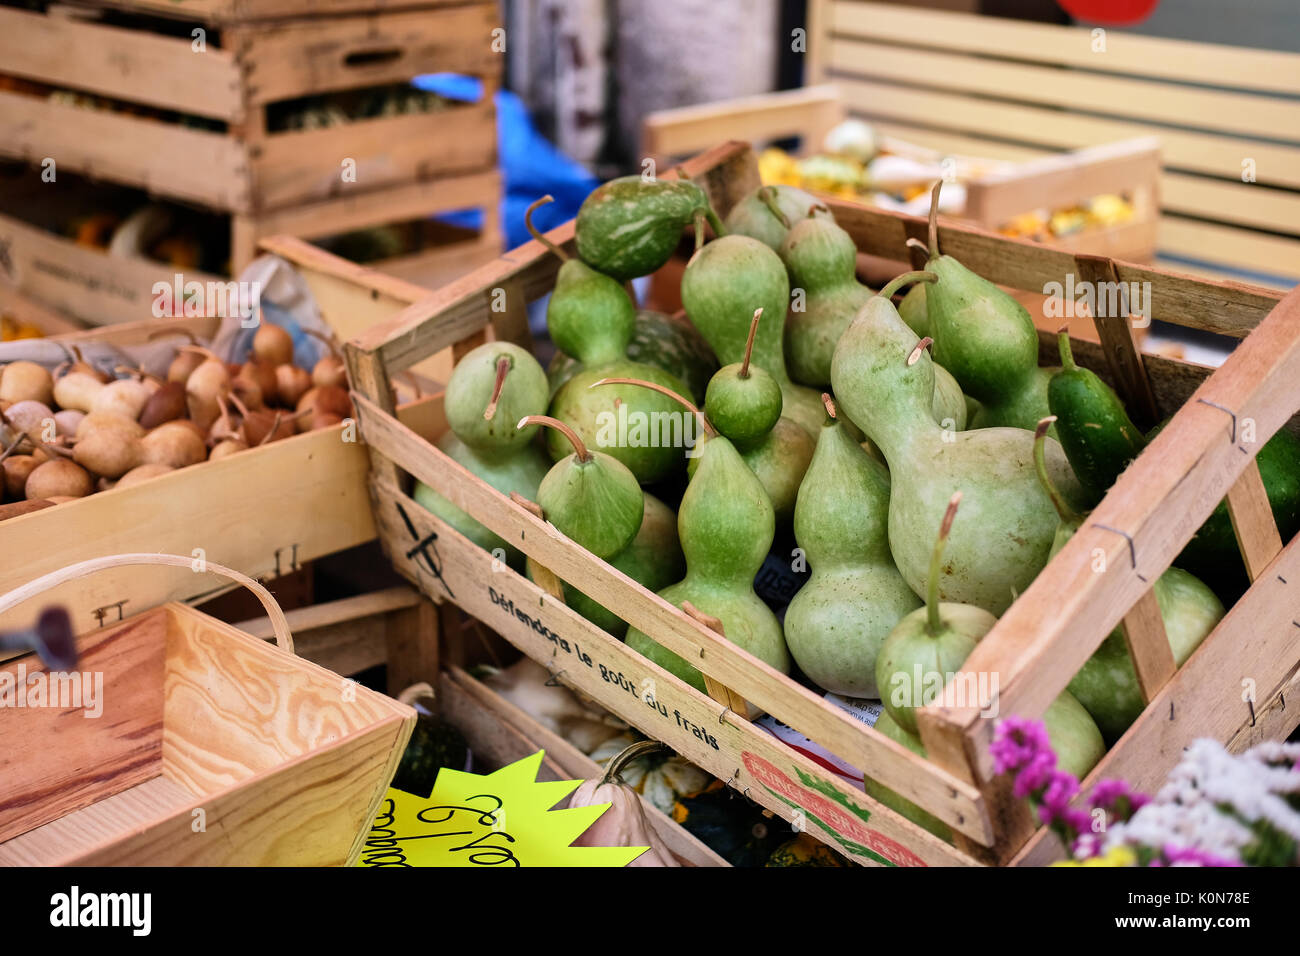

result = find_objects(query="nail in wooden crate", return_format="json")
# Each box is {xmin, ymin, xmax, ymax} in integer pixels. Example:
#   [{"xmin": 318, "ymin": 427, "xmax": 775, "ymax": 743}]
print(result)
[
  {"xmin": 342, "ymin": 140, "xmax": 1299, "ymax": 866},
  {"xmin": 0, "ymin": 600, "xmax": 413, "ymax": 866}
]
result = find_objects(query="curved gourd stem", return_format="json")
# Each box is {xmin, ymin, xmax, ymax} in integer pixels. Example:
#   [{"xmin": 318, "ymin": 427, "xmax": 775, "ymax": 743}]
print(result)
[
  {"xmin": 879, "ymin": 270, "xmax": 937, "ymax": 301},
  {"xmin": 518, "ymin": 414, "xmax": 591, "ymax": 462},
  {"xmin": 927, "ymin": 180, "xmax": 943, "ymax": 258},
  {"xmin": 674, "ymin": 166, "xmax": 726, "ymax": 237},
  {"xmin": 483, "ymin": 356, "xmax": 511, "ymax": 421},
  {"xmin": 257, "ymin": 411, "xmax": 284, "ymax": 447},
  {"xmin": 907, "ymin": 336, "xmax": 934, "ymax": 367},
  {"xmin": 739, "ymin": 308, "xmax": 762, "ymax": 379},
  {"xmin": 525, "ymin": 195, "xmax": 569, "ymax": 262},
  {"xmin": 693, "ymin": 209, "xmax": 707, "ymax": 254},
  {"xmin": 1056, "ymin": 329, "xmax": 1079, "ymax": 373},
  {"xmin": 146, "ymin": 329, "xmax": 198, "ymax": 346},
  {"xmin": 589, "ymin": 376, "xmax": 717, "ymax": 438},
  {"xmin": 0, "ymin": 433, "xmax": 24, "ymax": 464},
  {"xmin": 905, "ymin": 237, "xmax": 929, "ymax": 257},
  {"xmin": 759, "ymin": 186, "xmax": 791, "ymax": 229},
  {"xmin": 1033, "ymin": 416, "xmax": 1082, "ymax": 523},
  {"xmin": 600, "ymin": 739, "xmax": 670, "ymax": 786},
  {"xmin": 821, "ymin": 392, "xmax": 837, "ymax": 422},
  {"xmin": 926, "ymin": 491, "xmax": 962, "ymax": 637}
]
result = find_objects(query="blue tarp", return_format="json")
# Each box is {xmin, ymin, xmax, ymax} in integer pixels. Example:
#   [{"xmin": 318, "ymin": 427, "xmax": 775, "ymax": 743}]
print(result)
[{"xmin": 414, "ymin": 74, "xmax": 599, "ymax": 251}]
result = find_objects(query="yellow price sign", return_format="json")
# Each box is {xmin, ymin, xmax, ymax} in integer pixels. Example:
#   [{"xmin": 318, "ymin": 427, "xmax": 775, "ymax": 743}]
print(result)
[{"xmin": 358, "ymin": 751, "xmax": 646, "ymax": 868}]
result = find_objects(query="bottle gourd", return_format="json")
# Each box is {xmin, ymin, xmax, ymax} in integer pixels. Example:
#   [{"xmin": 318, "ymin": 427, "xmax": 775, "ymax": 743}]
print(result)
[{"xmin": 830, "ymin": 272, "xmax": 1085, "ymax": 615}]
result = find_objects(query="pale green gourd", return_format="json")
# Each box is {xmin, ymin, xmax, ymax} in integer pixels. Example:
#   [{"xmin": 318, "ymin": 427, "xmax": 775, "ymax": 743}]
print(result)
[
  {"xmin": 625, "ymin": 433, "xmax": 789, "ymax": 693},
  {"xmin": 784, "ymin": 395, "xmax": 921, "ymax": 697},
  {"xmin": 779, "ymin": 212, "xmax": 875, "ymax": 387},
  {"xmin": 724, "ymin": 184, "xmax": 830, "ymax": 251},
  {"xmin": 830, "ymin": 272, "xmax": 1085, "ymax": 615}
]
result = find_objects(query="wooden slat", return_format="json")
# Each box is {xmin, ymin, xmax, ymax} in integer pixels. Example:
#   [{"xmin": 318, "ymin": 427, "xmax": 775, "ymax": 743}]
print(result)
[
  {"xmin": 0, "ymin": 7, "xmax": 242, "ymax": 121},
  {"xmin": 824, "ymin": 1, "xmax": 1300, "ymax": 94},
  {"xmin": 88, "ymin": 0, "xmax": 474, "ymax": 24},
  {"xmin": 827, "ymin": 37, "xmax": 1300, "ymax": 142},
  {"xmin": 230, "ymin": 5, "xmax": 500, "ymax": 106},
  {"xmin": 1226, "ymin": 460, "xmax": 1285, "ymax": 582},
  {"xmin": 1012, "ymin": 532, "xmax": 1300, "ymax": 865},
  {"xmin": 371, "ymin": 479, "xmax": 981, "ymax": 864},
  {"xmin": 1072, "ymin": 254, "xmax": 1159, "ymax": 428},
  {"xmin": 440, "ymin": 667, "xmax": 732, "ymax": 868},
  {"xmin": 0, "ymin": 92, "xmax": 249, "ymax": 212},
  {"xmin": 251, "ymin": 102, "xmax": 497, "ymax": 213},
  {"xmin": 1121, "ymin": 589, "xmax": 1176, "ymax": 703},
  {"xmin": 922, "ymin": 282, "xmax": 1300, "ymax": 783},
  {"xmin": 1162, "ymin": 173, "xmax": 1300, "ymax": 240},
  {"xmin": 1158, "ymin": 217, "xmax": 1300, "ymax": 283},
  {"xmin": 835, "ymin": 78, "xmax": 1300, "ymax": 191},
  {"xmin": 353, "ymin": 396, "xmax": 994, "ymax": 844}
]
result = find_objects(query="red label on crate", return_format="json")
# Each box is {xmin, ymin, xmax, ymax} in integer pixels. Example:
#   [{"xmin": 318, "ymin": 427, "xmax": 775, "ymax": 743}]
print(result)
[{"xmin": 742, "ymin": 751, "xmax": 926, "ymax": 867}]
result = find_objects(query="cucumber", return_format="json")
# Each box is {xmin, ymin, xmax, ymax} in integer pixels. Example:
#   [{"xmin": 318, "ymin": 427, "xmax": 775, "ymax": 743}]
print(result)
[{"xmin": 1047, "ymin": 332, "xmax": 1146, "ymax": 504}]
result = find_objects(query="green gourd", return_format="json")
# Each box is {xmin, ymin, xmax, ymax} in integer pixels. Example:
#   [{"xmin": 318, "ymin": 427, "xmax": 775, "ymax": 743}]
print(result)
[
  {"xmin": 830, "ymin": 272, "xmax": 1085, "ymax": 615},
  {"xmin": 784, "ymin": 395, "xmax": 922, "ymax": 697},
  {"xmin": 703, "ymin": 309, "xmax": 784, "ymax": 445},
  {"xmin": 779, "ymin": 211, "xmax": 875, "ymax": 387},
  {"xmin": 625, "ymin": 432, "xmax": 790, "ymax": 693},
  {"xmin": 547, "ymin": 309, "xmax": 719, "ymax": 404},
  {"xmin": 528, "ymin": 195, "xmax": 635, "ymax": 367},
  {"xmin": 522, "ymin": 415, "xmax": 643, "ymax": 560},
  {"xmin": 921, "ymin": 181, "xmax": 1054, "ymax": 432},
  {"xmin": 681, "ymin": 234, "xmax": 826, "ymax": 439},
  {"xmin": 864, "ymin": 711, "xmax": 952, "ymax": 842},
  {"xmin": 575, "ymin": 175, "xmax": 723, "ymax": 281},
  {"xmin": 724, "ymin": 184, "xmax": 830, "ymax": 252},
  {"xmin": 1031, "ymin": 419, "xmax": 1225, "ymax": 743},
  {"xmin": 729, "ymin": 418, "xmax": 815, "ymax": 530},
  {"xmin": 563, "ymin": 492, "xmax": 686, "ymax": 638},
  {"xmin": 414, "ymin": 342, "xmax": 551, "ymax": 569},
  {"xmin": 1049, "ymin": 331, "xmax": 1146, "ymax": 505},
  {"xmin": 874, "ymin": 493, "xmax": 998, "ymax": 734}
]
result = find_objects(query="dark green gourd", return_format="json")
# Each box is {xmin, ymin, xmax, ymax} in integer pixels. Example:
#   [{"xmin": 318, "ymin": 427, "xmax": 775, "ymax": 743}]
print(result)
[
  {"xmin": 1048, "ymin": 331, "xmax": 1146, "ymax": 505},
  {"xmin": 415, "ymin": 342, "xmax": 550, "ymax": 570},
  {"xmin": 724, "ymin": 184, "xmax": 830, "ymax": 251},
  {"xmin": 1031, "ymin": 419, "xmax": 1225, "ymax": 743},
  {"xmin": 830, "ymin": 272, "xmax": 1085, "ymax": 615},
  {"xmin": 625, "ymin": 433, "xmax": 789, "ymax": 693},
  {"xmin": 547, "ymin": 309, "xmax": 719, "ymax": 405},
  {"xmin": 779, "ymin": 211, "xmax": 875, "ymax": 387},
  {"xmin": 921, "ymin": 181, "xmax": 1054, "ymax": 432},
  {"xmin": 784, "ymin": 395, "xmax": 921, "ymax": 697},
  {"xmin": 575, "ymin": 175, "xmax": 722, "ymax": 281},
  {"xmin": 523, "ymin": 415, "xmax": 643, "ymax": 560},
  {"xmin": 530, "ymin": 199, "xmax": 696, "ymax": 485},
  {"xmin": 680, "ymin": 233, "xmax": 826, "ymax": 439}
]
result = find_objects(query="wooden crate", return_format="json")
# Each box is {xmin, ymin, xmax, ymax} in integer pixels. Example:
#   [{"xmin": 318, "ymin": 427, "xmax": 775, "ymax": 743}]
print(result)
[
  {"xmin": 343, "ymin": 141, "xmax": 1298, "ymax": 866},
  {"xmin": 643, "ymin": 85, "xmax": 1160, "ymax": 264},
  {"xmin": 0, "ymin": 557, "xmax": 414, "ymax": 866},
  {"xmin": 0, "ymin": 238, "xmax": 452, "ymax": 635},
  {"xmin": 801, "ymin": 0, "xmax": 1300, "ymax": 288},
  {"xmin": 0, "ymin": 0, "xmax": 502, "ymax": 320}
]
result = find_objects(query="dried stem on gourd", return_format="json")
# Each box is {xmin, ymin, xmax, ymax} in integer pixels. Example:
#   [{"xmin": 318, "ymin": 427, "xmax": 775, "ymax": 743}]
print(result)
[
  {"xmin": 0, "ymin": 433, "xmax": 24, "ymax": 464},
  {"xmin": 600, "ymin": 739, "xmax": 670, "ymax": 786},
  {"xmin": 674, "ymin": 165, "xmax": 726, "ymax": 237},
  {"xmin": 822, "ymin": 392, "xmax": 837, "ymax": 421},
  {"xmin": 524, "ymin": 195, "xmax": 569, "ymax": 262},
  {"xmin": 1033, "ymin": 416, "xmax": 1081, "ymax": 523},
  {"xmin": 483, "ymin": 356, "xmax": 511, "ymax": 421},
  {"xmin": 926, "ymin": 491, "xmax": 962, "ymax": 637},
  {"xmin": 907, "ymin": 336, "xmax": 934, "ymax": 367},
  {"xmin": 518, "ymin": 414, "xmax": 592, "ymax": 462},
  {"xmin": 693, "ymin": 208, "xmax": 707, "ymax": 254},
  {"xmin": 880, "ymin": 270, "xmax": 937, "ymax": 301},
  {"xmin": 588, "ymin": 377, "xmax": 717, "ymax": 438},
  {"xmin": 927, "ymin": 179, "xmax": 943, "ymax": 258},
  {"xmin": 739, "ymin": 308, "xmax": 762, "ymax": 379},
  {"xmin": 905, "ymin": 237, "xmax": 929, "ymax": 256},
  {"xmin": 758, "ymin": 186, "xmax": 791, "ymax": 229}
]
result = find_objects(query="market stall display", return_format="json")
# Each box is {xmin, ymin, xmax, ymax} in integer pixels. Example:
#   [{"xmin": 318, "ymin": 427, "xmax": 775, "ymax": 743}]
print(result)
[{"xmin": 339, "ymin": 140, "xmax": 1297, "ymax": 867}]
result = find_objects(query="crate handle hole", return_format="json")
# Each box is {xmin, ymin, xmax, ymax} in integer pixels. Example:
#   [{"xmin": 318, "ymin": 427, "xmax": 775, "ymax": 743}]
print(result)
[{"xmin": 343, "ymin": 48, "xmax": 405, "ymax": 68}]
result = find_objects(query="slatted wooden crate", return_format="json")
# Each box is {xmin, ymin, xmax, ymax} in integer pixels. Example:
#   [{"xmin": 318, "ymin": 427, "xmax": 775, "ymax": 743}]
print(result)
[
  {"xmin": 643, "ymin": 85, "xmax": 1160, "ymax": 263},
  {"xmin": 0, "ymin": 238, "xmax": 447, "ymax": 635},
  {"xmin": 343, "ymin": 140, "xmax": 1299, "ymax": 865},
  {"xmin": 803, "ymin": 0, "xmax": 1300, "ymax": 288},
  {"xmin": 0, "ymin": 0, "xmax": 502, "ymax": 323},
  {"xmin": 0, "ymin": 555, "xmax": 414, "ymax": 866}
]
